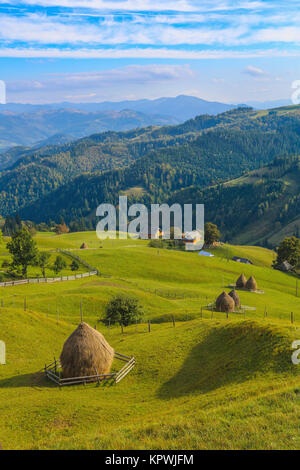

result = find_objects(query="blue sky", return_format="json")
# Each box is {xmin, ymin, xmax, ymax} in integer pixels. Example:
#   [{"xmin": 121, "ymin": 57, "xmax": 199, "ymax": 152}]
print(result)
[{"xmin": 0, "ymin": 0, "xmax": 300, "ymax": 103}]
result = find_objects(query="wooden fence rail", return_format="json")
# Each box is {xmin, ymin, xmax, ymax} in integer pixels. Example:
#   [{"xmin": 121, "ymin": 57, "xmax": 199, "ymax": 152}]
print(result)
[
  {"xmin": 58, "ymin": 249, "xmax": 100, "ymax": 275},
  {"xmin": 44, "ymin": 352, "xmax": 135, "ymax": 387},
  {"xmin": 0, "ymin": 271, "xmax": 97, "ymax": 288}
]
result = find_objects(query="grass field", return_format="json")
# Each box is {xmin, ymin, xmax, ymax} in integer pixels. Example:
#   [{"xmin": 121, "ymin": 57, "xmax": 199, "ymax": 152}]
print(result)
[{"xmin": 0, "ymin": 232, "xmax": 299, "ymax": 449}]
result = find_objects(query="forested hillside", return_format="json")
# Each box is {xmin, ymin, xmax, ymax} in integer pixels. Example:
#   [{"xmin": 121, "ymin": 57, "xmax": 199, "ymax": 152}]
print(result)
[
  {"xmin": 169, "ymin": 156, "xmax": 300, "ymax": 246},
  {"xmin": 2, "ymin": 105, "xmax": 300, "ymax": 245}
]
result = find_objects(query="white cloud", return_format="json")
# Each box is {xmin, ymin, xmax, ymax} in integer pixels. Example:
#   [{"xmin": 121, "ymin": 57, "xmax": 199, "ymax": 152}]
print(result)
[
  {"xmin": 0, "ymin": 46, "xmax": 299, "ymax": 59},
  {"xmin": 255, "ymin": 26, "xmax": 300, "ymax": 43},
  {"xmin": 4, "ymin": 0, "xmax": 198, "ymax": 12},
  {"xmin": 243, "ymin": 65, "xmax": 267, "ymax": 76},
  {"xmin": 0, "ymin": 13, "xmax": 250, "ymax": 46},
  {"xmin": 7, "ymin": 64, "xmax": 195, "ymax": 92}
]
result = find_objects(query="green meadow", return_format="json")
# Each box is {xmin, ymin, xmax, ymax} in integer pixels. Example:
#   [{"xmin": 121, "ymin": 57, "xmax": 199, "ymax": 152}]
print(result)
[{"xmin": 0, "ymin": 231, "xmax": 299, "ymax": 449}]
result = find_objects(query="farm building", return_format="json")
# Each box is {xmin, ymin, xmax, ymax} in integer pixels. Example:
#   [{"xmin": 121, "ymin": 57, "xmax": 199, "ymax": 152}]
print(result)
[
  {"xmin": 183, "ymin": 230, "xmax": 204, "ymax": 251},
  {"xmin": 232, "ymin": 256, "xmax": 253, "ymax": 265},
  {"xmin": 276, "ymin": 261, "xmax": 293, "ymax": 272},
  {"xmin": 198, "ymin": 251, "xmax": 214, "ymax": 257},
  {"xmin": 140, "ymin": 228, "xmax": 164, "ymax": 239}
]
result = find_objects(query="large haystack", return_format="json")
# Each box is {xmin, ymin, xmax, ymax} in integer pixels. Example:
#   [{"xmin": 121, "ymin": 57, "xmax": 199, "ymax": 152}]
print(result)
[
  {"xmin": 216, "ymin": 291, "xmax": 235, "ymax": 313},
  {"xmin": 246, "ymin": 275, "xmax": 258, "ymax": 291},
  {"xmin": 236, "ymin": 273, "xmax": 247, "ymax": 288},
  {"xmin": 228, "ymin": 290, "xmax": 240, "ymax": 308},
  {"xmin": 60, "ymin": 322, "xmax": 114, "ymax": 379}
]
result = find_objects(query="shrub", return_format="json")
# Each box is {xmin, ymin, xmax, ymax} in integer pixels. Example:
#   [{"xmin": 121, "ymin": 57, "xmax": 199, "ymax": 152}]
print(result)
[
  {"xmin": 104, "ymin": 295, "xmax": 143, "ymax": 327},
  {"xmin": 52, "ymin": 255, "xmax": 67, "ymax": 274},
  {"xmin": 70, "ymin": 260, "xmax": 80, "ymax": 271}
]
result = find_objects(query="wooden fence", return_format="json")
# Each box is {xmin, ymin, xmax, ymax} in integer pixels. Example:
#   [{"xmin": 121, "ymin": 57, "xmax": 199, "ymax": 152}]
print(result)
[
  {"xmin": 44, "ymin": 352, "xmax": 135, "ymax": 387},
  {"xmin": 58, "ymin": 249, "xmax": 99, "ymax": 275},
  {"xmin": 0, "ymin": 271, "xmax": 98, "ymax": 288}
]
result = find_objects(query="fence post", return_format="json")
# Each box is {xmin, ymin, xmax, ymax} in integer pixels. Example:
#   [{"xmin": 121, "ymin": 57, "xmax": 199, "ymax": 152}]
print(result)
[
  {"xmin": 148, "ymin": 320, "xmax": 151, "ymax": 333},
  {"xmin": 172, "ymin": 315, "xmax": 175, "ymax": 327},
  {"xmin": 291, "ymin": 312, "xmax": 294, "ymax": 324}
]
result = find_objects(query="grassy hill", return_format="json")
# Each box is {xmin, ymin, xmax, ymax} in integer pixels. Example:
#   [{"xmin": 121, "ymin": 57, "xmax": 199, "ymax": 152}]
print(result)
[{"xmin": 0, "ymin": 232, "xmax": 299, "ymax": 449}]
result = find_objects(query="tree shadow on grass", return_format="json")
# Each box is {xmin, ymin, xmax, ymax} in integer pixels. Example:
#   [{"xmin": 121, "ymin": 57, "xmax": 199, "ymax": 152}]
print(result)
[{"xmin": 158, "ymin": 321, "xmax": 293, "ymax": 399}]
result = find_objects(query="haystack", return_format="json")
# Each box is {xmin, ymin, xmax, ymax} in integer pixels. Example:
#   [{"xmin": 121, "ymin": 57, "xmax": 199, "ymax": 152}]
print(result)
[
  {"xmin": 216, "ymin": 291, "xmax": 235, "ymax": 313},
  {"xmin": 80, "ymin": 242, "xmax": 88, "ymax": 249},
  {"xmin": 228, "ymin": 290, "xmax": 240, "ymax": 308},
  {"xmin": 246, "ymin": 275, "xmax": 258, "ymax": 291},
  {"xmin": 60, "ymin": 322, "xmax": 114, "ymax": 379},
  {"xmin": 236, "ymin": 273, "xmax": 247, "ymax": 288}
]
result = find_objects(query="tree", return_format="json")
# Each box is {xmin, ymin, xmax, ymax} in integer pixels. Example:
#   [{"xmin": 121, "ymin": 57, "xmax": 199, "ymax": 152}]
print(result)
[
  {"xmin": 273, "ymin": 236, "xmax": 300, "ymax": 267},
  {"xmin": 70, "ymin": 259, "xmax": 79, "ymax": 271},
  {"xmin": 37, "ymin": 252, "xmax": 51, "ymax": 278},
  {"xmin": 7, "ymin": 228, "xmax": 38, "ymax": 277},
  {"xmin": 204, "ymin": 222, "xmax": 221, "ymax": 246},
  {"xmin": 3, "ymin": 215, "xmax": 22, "ymax": 236},
  {"xmin": 53, "ymin": 255, "xmax": 67, "ymax": 274},
  {"xmin": 104, "ymin": 295, "xmax": 143, "ymax": 327},
  {"xmin": 55, "ymin": 222, "xmax": 69, "ymax": 235}
]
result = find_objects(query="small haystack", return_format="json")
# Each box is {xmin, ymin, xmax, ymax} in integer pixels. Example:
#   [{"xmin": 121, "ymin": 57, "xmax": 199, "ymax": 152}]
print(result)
[
  {"xmin": 216, "ymin": 291, "xmax": 235, "ymax": 313},
  {"xmin": 246, "ymin": 275, "xmax": 258, "ymax": 291},
  {"xmin": 80, "ymin": 242, "xmax": 88, "ymax": 249},
  {"xmin": 60, "ymin": 322, "xmax": 114, "ymax": 379},
  {"xmin": 236, "ymin": 273, "xmax": 247, "ymax": 288},
  {"xmin": 228, "ymin": 290, "xmax": 240, "ymax": 308}
]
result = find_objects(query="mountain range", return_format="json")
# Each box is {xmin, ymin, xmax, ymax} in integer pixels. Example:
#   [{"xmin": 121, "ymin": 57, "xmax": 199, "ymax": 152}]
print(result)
[
  {"xmin": 0, "ymin": 95, "xmax": 293, "ymax": 154},
  {"xmin": 0, "ymin": 95, "xmax": 239, "ymax": 151}
]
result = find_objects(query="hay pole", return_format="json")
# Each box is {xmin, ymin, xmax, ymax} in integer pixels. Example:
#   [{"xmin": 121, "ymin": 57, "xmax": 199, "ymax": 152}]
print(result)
[
  {"xmin": 80, "ymin": 300, "xmax": 83, "ymax": 322},
  {"xmin": 172, "ymin": 315, "xmax": 175, "ymax": 327},
  {"xmin": 94, "ymin": 367, "xmax": 100, "ymax": 385},
  {"xmin": 291, "ymin": 312, "xmax": 294, "ymax": 324},
  {"xmin": 148, "ymin": 320, "xmax": 151, "ymax": 332},
  {"xmin": 114, "ymin": 352, "xmax": 131, "ymax": 360}
]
